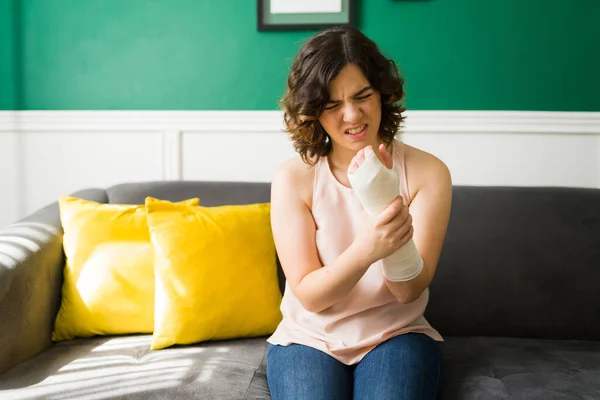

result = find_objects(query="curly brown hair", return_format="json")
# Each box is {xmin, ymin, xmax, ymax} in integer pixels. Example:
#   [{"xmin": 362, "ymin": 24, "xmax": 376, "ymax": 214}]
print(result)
[{"xmin": 280, "ymin": 26, "xmax": 406, "ymax": 165}]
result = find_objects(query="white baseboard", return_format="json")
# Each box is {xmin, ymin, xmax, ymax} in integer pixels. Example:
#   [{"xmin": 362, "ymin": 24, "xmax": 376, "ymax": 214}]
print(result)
[{"xmin": 0, "ymin": 110, "xmax": 599, "ymax": 227}]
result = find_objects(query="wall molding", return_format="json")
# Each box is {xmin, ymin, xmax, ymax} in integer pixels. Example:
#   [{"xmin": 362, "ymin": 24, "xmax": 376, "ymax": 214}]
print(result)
[
  {"xmin": 0, "ymin": 111, "xmax": 17, "ymax": 131},
  {"xmin": 0, "ymin": 110, "xmax": 599, "ymax": 135},
  {"xmin": 162, "ymin": 130, "xmax": 182, "ymax": 181}
]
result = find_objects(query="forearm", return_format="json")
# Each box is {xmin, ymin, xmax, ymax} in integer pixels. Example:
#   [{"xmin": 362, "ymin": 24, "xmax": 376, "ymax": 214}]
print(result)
[
  {"xmin": 384, "ymin": 262, "xmax": 431, "ymax": 304},
  {"xmin": 296, "ymin": 243, "xmax": 370, "ymax": 313}
]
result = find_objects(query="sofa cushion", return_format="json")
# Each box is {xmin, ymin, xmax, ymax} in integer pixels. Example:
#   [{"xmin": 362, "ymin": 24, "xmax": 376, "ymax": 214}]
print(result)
[
  {"xmin": 145, "ymin": 197, "xmax": 282, "ymax": 350},
  {"xmin": 440, "ymin": 336, "xmax": 600, "ymax": 399},
  {"xmin": 2, "ymin": 335, "xmax": 598, "ymax": 399},
  {"xmin": 0, "ymin": 335, "xmax": 270, "ymax": 399},
  {"xmin": 52, "ymin": 196, "xmax": 199, "ymax": 342}
]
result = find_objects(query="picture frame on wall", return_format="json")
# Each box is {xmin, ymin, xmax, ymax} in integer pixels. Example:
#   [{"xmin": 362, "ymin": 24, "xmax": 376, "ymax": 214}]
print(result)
[{"xmin": 257, "ymin": 0, "xmax": 355, "ymax": 31}]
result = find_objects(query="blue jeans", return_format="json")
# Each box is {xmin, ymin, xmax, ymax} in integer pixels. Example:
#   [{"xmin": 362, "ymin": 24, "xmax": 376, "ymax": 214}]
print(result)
[{"xmin": 266, "ymin": 333, "xmax": 442, "ymax": 400}]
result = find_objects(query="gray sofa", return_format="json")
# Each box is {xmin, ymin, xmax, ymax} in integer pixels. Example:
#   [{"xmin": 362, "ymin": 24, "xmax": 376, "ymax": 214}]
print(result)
[{"xmin": 0, "ymin": 181, "xmax": 599, "ymax": 400}]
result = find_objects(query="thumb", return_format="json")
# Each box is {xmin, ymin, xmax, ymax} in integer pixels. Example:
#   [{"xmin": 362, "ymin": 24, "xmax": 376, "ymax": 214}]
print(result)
[{"xmin": 378, "ymin": 143, "xmax": 394, "ymax": 169}]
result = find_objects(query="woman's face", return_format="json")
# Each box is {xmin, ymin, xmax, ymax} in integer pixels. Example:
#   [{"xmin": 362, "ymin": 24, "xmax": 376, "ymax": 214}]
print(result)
[{"xmin": 318, "ymin": 63, "xmax": 382, "ymax": 154}]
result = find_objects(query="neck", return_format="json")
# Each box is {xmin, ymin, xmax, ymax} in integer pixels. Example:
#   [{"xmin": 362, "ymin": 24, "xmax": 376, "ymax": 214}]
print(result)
[{"xmin": 328, "ymin": 146, "xmax": 356, "ymax": 172}]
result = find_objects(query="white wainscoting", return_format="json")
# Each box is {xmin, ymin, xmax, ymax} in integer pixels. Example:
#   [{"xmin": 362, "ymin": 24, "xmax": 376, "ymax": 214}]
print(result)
[
  {"xmin": 0, "ymin": 113, "xmax": 19, "ymax": 229},
  {"xmin": 0, "ymin": 110, "xmax": 599, "ymax": 228}
]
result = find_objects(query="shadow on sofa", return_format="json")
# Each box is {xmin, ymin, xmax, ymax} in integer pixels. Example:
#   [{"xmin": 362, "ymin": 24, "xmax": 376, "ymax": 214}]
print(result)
[
  {"xmin": 1, "ymin": 181, "xmax": 599, "ymax": 399},
  {"xmin": 0, "ymin": 334, "xmax": 270, "ymax": 399}
]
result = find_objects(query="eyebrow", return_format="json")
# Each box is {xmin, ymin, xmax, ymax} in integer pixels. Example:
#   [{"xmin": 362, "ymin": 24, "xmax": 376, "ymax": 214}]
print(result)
[{"xmin": 327, "ymin": 86, "xmax": 373, "ymax": 104}]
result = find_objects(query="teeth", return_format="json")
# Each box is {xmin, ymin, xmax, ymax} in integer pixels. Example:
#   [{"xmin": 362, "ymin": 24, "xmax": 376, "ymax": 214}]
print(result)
[{"xmin": 347, "ymin": 125, "xmax": 366, "ymax": 135}]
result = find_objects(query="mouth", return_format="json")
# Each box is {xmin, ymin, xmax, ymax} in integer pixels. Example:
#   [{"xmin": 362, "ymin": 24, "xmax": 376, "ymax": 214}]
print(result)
[{"xmin": 345, "ymin": 124, "xmax": 368, "ymax": 139}]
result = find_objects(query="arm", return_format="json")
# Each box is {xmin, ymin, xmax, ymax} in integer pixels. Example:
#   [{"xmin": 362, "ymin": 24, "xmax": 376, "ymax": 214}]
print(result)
[
  {"xmin": 0, "ymin": 188, "xmax": 107, "ymax": 375},
  {"xmin": 384, "ymin": 150, "xmax": 452, "ymax": 303},
  {"xmin": 270, "ymin": 162, "xmax": 371, "ymax": 313}
]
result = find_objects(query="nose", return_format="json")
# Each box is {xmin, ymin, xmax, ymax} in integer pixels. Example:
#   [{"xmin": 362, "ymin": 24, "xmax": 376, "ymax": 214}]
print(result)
[{"xmin": 342, "ymin": 102, "xmax": 362, "ymax": 124}]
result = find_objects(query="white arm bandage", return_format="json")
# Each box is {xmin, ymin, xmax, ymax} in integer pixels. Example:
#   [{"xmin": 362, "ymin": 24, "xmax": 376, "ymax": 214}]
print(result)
[{"xmin": 347, "ymin": 147, "xmax": 423, "ymax": 282}]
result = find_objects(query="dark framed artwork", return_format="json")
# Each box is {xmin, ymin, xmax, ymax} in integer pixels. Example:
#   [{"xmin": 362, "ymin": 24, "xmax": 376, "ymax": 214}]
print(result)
[{"xmin": 257, "ymin": 0, "xmax": 355, "ymax": 31}]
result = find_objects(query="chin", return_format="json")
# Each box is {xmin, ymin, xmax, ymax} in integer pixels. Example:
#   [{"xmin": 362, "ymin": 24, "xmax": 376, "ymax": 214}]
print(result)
[{"xmin": 345, "ymin": 134, "xmax": 379, "ymax": 150}]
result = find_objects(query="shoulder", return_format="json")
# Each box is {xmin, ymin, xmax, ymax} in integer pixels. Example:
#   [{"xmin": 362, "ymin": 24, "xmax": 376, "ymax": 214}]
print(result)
[
  {"xmin": 271, "ymin": 155, "xmax": 316, "ymax": 207},
  {"xmin": 403, "ymin": 143, "xmax": 452, "ymax": 202}
]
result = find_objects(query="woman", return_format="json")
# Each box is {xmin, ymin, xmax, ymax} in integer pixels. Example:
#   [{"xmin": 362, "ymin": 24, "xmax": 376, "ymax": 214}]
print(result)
[{"xmin": 266, "ymin": 26, "xmax": 452, "ymax": 399}]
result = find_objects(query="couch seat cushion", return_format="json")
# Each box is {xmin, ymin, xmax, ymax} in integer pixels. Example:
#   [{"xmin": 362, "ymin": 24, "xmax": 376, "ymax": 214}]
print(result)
[
  {"xmin": 440, "ymin": 336, "xmax": 600, "ymax": 399},
  {"xmin": 0, "ymin": 335, "xmax": 270, "ymax": 400},
  {"xmin": 3, "ymin": 335, "xmax": 598, "ymax": 399}
]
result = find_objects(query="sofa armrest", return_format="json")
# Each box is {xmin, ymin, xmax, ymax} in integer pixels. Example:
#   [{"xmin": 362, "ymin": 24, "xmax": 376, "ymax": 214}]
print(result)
[{"xmin": 0, "ymin": 189, "xmax": 108, "ymax": 375}]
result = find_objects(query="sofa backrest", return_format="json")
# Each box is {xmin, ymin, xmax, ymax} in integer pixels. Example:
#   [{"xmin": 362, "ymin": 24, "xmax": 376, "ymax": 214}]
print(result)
[
  {"xmin": 107, "ymin": 181, "xmax": 272, "ymax": 208},
  {"xmin": 428, "ymin": 185, "xmax": 600, "ymax": 341},
  {"xmin": 106, "ymin": 181, "xmax": 600, "ymax": 341}
]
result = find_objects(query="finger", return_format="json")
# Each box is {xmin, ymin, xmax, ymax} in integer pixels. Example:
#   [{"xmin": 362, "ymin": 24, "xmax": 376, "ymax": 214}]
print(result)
[
  {"xmin": 348, "ymin": 158, "xmax": 359, "ymax": 174},
  {"xmin": 349, "ymin": 148, "xmax": 365, "ymax": 174},
  {"xmin": 379, "ymin": 143, "xmax": 394, "ymax": 169},
  {"xmin": 376, "ymin": 196, "xmax": 404, "ymax": 225},
  {"xmin": 397, "ymin": 225, "xmax": 414, "ymax": 246},
  {"xmin": 395, "ymin": 210, "xmax": 412, "ymax": 232},
  {"xmin": 390, "ymin": 222, "xmax": 412, "ymax": 248},
  {"xmin": 387, "ymin": 203, "xmax": 411, "ymax": 232},
  {"xmin": 357, "ymin": 147, "xmax": 366, "ymax": 166}
]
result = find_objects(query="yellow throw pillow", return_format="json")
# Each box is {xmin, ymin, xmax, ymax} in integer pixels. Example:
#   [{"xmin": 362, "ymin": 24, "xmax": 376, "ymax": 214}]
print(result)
[
  {"xmin": 145, "ymin": 197, "xmax": 283, "ymax": 350},
  {"xmin": 52, "ymin": 196, "xmax": 199, "ymax": 342}
]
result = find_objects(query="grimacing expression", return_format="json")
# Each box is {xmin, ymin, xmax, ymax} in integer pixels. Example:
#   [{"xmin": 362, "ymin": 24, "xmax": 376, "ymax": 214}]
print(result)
[{"xmin": 318, "ymin": 63, "xmax": 382, "ymax": 153}]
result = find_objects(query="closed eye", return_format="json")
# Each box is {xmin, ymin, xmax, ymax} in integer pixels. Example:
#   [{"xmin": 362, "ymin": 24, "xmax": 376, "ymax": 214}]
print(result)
[{"xmin": 324, "ymin": 92, "xmax": 373, "ymax": 110}]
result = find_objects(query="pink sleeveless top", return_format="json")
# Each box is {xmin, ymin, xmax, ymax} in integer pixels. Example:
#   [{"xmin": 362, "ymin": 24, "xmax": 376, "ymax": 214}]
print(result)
[{"xmin": 267, "ymin": 139, "xmax": 442, "ymax": 365}]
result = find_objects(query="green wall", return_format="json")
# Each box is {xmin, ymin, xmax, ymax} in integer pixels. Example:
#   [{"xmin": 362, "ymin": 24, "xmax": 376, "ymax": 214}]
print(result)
[
  {"xmin": 4, "ymin": 0, "xmax": 600, "ymax": 111},
  {"xmin": 0, "ymin": 0, "xmax": 17, "ymax": 110}
]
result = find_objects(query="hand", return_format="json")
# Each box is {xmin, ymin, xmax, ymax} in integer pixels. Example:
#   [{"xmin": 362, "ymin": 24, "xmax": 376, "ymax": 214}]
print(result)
[
  {"xmin": 352, "ymin": 195, "xmax": 414, "ymax": 266},
  {"xmin": 348, "ymin": 143, "xmax": 394, "ymax": 174}
]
